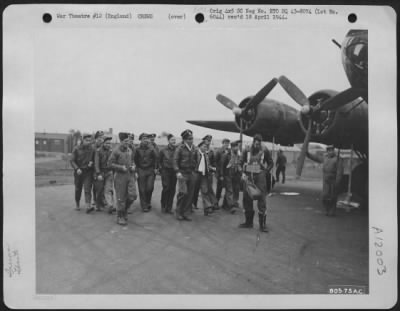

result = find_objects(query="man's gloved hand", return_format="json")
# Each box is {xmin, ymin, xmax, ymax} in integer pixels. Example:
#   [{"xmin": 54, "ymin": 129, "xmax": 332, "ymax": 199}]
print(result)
[
  {"xmin": 177, "ymin": 172, "xmax": 183, "ymax": 180},
  {"xmin": 88, "ymin": 161, "xmax": 93, "ymax": 168},
  {"xmin": 97, "ymin": 174, "xmax": 103, "ymax": 181},
  {"xmin": 76, "ymin": 168, "xmax": 82, "ymax": 175},
  {"xmin": 121, "ymin": 166, "xmax": 128, "ymax": 172}
]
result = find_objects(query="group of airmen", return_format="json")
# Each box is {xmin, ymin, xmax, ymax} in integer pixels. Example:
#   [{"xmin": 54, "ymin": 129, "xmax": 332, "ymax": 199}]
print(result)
[
  {"xmin": 70, "ymin": 129, "xmax": 279, "ymax": 232},
  {"xmin": 70, "ymin": 128, "xmax": 341, "ymax": 232}
]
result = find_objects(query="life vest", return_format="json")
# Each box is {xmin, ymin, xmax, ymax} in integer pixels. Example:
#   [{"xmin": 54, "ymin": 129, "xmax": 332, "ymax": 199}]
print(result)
[{"xmin": 244, "ymin": 147, "xmax": 265, "ymax": 173}]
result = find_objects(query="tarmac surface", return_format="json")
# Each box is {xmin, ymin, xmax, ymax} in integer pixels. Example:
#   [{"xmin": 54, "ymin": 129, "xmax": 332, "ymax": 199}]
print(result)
[{"xmin": 36, "ymin": 177, "xmax": 368, "ymax": 294}]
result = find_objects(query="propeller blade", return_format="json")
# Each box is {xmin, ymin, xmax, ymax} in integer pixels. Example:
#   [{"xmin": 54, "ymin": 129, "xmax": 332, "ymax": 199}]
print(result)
[
  {"xmin": 216, "ymin": 94, "xmax": 239, "ymax": 111},
  {"xmin": 278, "ymin": 75, "xmax": 309, "ymax": 107},
  {"xmin": 296, "ymin": 119, "xmax": 312, "ymax": 179},
  {"xmin": 314, "ymin": 87, "xmax": 362, "ymax": 112},
  {"xmin": 242, "ymin": 78, "xmax": 278, "ymax": 113}
]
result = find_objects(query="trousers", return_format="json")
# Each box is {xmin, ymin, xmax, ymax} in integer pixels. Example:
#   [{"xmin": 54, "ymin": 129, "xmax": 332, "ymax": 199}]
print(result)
[
  {"xmin": 208, "ymin": 174, "xmax": 218, "ymax": 206},
  {"xmin": 161, "ymin": 168, "xmax": 177, "ymax": 212},
  {"xmin": 224, "ymin": 172, "xmax": 241, "ymax": 209},
  {"xmin": 176, "ymin": 171, "xmax": 196, "ymax": 217},
  {"xmin": 195, "ymin": 173, "xmax": 214, "ymax": 209},
  {"xmin": 74, "ymin": 169, "xmax": 93, "ymax": 205},
  {"xmin": 137, "ymin": 167, "xmax": 155, "ymax": 210},
  {"xmin": 192, "ymin": 174, "xmax": 201, "ymax": 207},
  {"xmin": 276, "ymin": 165, "xmax": 286, "ymax": 183},
  {"xmin": 216, "ymin": 176, "xmax": 225, "ymax": 200},
  {"xmin": 114, "ymin": 171, "xmax": 137, "ymax": 212},
  {"xmin": 243, "ymin": 171, "xmax": 267, "ymax": 215},
  {"xmin": 322, "ymin": 179, "xmax": 338, "ymax": 214},
  {"xmin": 95, "ymin": 171, "xmax": 114, "ymax": 208}
]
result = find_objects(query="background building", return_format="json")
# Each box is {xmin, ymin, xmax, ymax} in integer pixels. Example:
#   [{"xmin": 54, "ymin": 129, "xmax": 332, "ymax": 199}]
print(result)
[{"xmin": 35, "ymin": 132, "xmax": 71, "ymax": 153}]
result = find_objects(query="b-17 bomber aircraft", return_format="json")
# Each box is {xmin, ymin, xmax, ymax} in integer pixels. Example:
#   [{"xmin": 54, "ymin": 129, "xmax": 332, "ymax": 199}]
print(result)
[{"xmin": 187, "ymin": 30, "xmax": 368, "ymax": 177}]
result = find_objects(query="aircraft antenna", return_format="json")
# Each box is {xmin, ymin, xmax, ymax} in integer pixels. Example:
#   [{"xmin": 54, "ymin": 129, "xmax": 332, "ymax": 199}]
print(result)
[{"xmin": 332, "ymin": 39, "xmax": 341, "ymax": 49}]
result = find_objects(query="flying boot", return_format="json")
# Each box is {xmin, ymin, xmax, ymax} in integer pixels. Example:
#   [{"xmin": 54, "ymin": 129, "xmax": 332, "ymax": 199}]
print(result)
[{"xmin": 239, "ymin": 211, "xmax": 254, "ymax": 228}]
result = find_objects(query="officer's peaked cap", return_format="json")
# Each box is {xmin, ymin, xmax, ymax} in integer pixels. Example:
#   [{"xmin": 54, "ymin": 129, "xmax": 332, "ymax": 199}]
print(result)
[{"xmin": 181, "ymin": 129, "xmax": 193, "ymax": 139}]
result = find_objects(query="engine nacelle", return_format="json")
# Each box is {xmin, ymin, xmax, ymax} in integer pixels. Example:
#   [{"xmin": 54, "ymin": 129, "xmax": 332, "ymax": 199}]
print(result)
[
  {"xmin": 298, "ymin": 90, "xmax": 339, "ymax": 139},
  {"xmin": 233, "ymin": 96, "xmax": 304, "ymax": 144},
  {"xmin": 234, "ymin": 97, "xmax": 256, "ymax": 131},
  {"xmin": 299, "ymin": 90, "xmax": 368, "ymax": 153}
]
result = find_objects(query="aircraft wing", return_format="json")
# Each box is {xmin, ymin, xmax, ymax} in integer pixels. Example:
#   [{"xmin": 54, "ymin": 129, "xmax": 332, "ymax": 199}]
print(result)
[{"xmin": 186, "ymin": 120, "xmax": 239, "ymax": 133}]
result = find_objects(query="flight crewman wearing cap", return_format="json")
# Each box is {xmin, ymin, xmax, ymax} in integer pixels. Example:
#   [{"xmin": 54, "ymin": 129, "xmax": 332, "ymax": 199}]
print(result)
[
  {"xmin": 192, "ymin": 134, "xmax": 217, "ymax": 210},
  {"xmin": 173, "ymin": 129, "xmax": 199, "ymax": 221},
  {"xmin": 275, "ymin": 149, "xmax": 287, "ymax": 184},
  {"xmin": 240, "ymin": 134, "xmax": 273, "ymax": 232},
  {"xmin": 220, "ymin": 140, "xmax": 243, "ymax": 214},
  {"xmin": 203, "ymin": 135, "xmax": 218, "ymax": 207},
  {"xmin": 195, "ymin": 141, "xmax": 216, "ymax": 216},
  {"xmin": 70, "ymin": 133, "xmax": 96, "ymax": 213},
  {"xmin": 215, "ymin": 138, "xmax": 231, "ymax": 208},
  {"xmin": 94, "ymin": 136, "xmax": 114, "ymax": 213},
  {"xmin": 127, "ymin": 133, "xmax": 135, "ymax": 151},
  {"xmin": 149, "ymin": 133, "xmax": 160, "ymax": 165},
  {"xmin": 149, "ymin": 133, "xmax": 159, "ymax": 153},
  {"xmin": 134, "ymin": 133, "xmax": 159, "ymax": 212},
  {"xmin": 91, "ymin": 130, "xmax": 105, "ymax": 209},
  {"xmin": 159, "ymin": 134, "xmax": 177, "ymax": 214},
  {"xmin": 306, "ymin": 145, "xmax": 344, "ymax": 216},
  {"xmin": 108, "ymin": 132, "xmax": 138, "ymax": 225},
  {"xmin": 125, "ymin": 133, "xmax": 136, "ymax": 214}
]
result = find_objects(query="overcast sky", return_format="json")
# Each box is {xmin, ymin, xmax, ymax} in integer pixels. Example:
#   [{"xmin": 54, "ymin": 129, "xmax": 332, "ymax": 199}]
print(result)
[{"xmin": 34, "ymin": 25, "xmax": 351, "ymax": 140}]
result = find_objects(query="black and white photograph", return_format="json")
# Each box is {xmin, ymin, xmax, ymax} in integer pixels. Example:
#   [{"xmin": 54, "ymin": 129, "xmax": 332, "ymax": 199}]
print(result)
[{"xmin": 3, "ymin": 4, "xmax": 397, "ymax": 309}]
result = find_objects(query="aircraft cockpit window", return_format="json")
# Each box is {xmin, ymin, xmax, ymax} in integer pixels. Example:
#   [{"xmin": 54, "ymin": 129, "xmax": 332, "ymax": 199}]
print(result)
[
  {"xmin": 347, "ymin": 42, "xmax": 367, "ymax": 70},
  {"xmin": 353, "ymin": 44, "xmax": 363, "ymax": 56}
]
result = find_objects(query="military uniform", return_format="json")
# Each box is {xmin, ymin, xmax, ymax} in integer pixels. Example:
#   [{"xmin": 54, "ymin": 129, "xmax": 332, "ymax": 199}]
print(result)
[
  {"xmin": 149, "ymin": 133, "xmax": 160, "ymax": 160},
  {"xmin": 70, "ymin": 141, "xmax": 95, "ymax": 212},
  {"xmin": 125, "ymin": 133, "xmax": 136, "ymax": 214},
  {"xmin": 134, "ymin": 138, "xmax": 158, "ymax": 212},
  {"xmin": 221, "ymin": 148, "xmax": 242, "ymax": 213},
  {"xmin": 195, "ymin": 143, "xmax": 215, "ymax": 216},
  {"xmin": 276, "ymin": 152, "xmax": 287, "ymax": 183},
  {"xmin": 94, "ymin": 140, "xmax": 114, "ymax": 213},
  {"xmin": 109, "ymin": 138, "xmax": 137, "ymax": 224},
  {"xmin": 307, "ymin": 148, "xmax": 343, "ymax": 216},
  {"xmin": 173, "ymin": 130, "xmax": 199, "ymax": 220},
  {"xmin": 215, "ymin": 145, "xmax": 230, "ymax": 205},
  {"xmin": 206, "ymin": 148, "xmax": 218, "ymax": 208},
  {"xmin": 91, "ymin": 131, "xmax": 105, "ymax": 208},
  {"xmin": 127, "ymin": 133, "xmax": 136, "ymax": 152},
  {"xmin": 159, "ymin": 143, "xmax": 177, "ymax": 213},
  {"xmin": 193, "ymin": 137, "xmax": 217, "ymax": 210},
  {"xmin": 241, "ymin": 144, "xmax": 273, "ymax": 231}
]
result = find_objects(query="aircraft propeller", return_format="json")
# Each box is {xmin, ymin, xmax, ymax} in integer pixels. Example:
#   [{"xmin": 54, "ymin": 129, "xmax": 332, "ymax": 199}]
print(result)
[
  {"xmin": 216, "ymin": 78, "xmax": 279, "ymax": 120},
  {"xmin": 314, "ymin": 87, "xmax": 364, "ymax": 111},
  {"xmin": 277, "ymin": 75, "xmax": 314, "ymax": 178},
  {"xmin": 215, "ymin": 94, "xmax": 242, "ymax": 116},
  {"xmin": 241, "ymin": 78, "xmax": 279, "ymax": 116}
]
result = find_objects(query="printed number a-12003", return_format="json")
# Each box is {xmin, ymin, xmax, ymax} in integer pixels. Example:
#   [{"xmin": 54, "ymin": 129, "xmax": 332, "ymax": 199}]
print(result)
[{"xmin": 372, "ymin": 226, "xmax": 387, "ymax": 276}]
